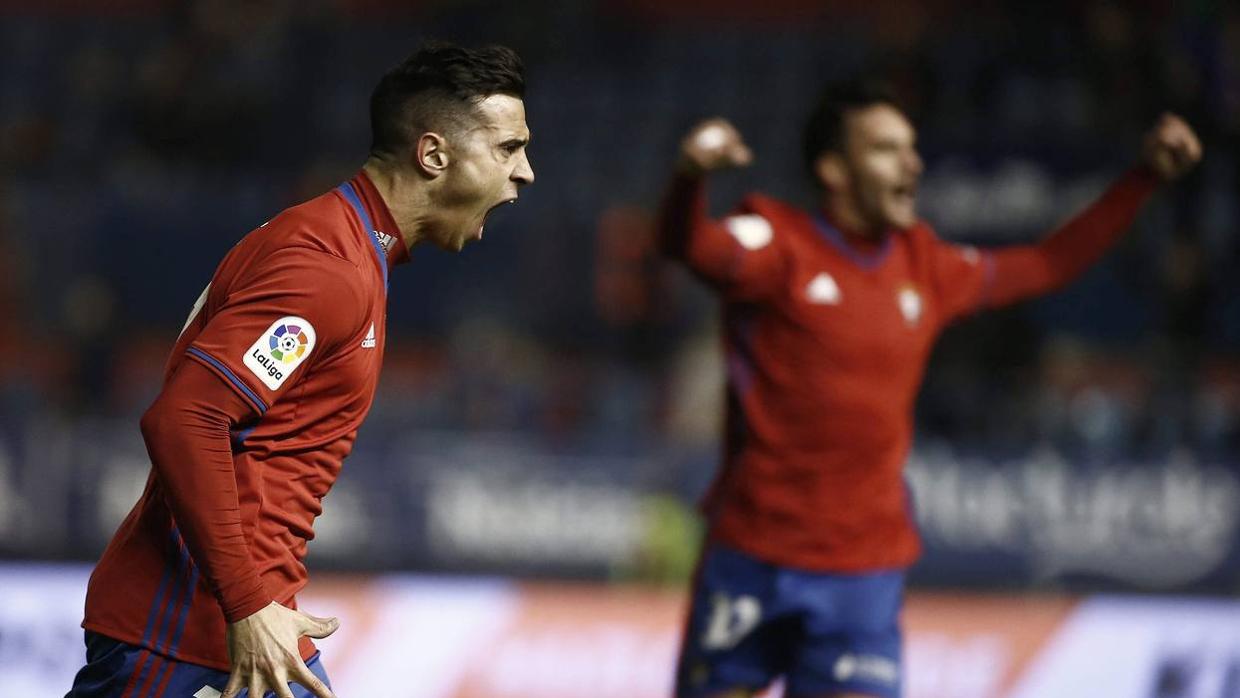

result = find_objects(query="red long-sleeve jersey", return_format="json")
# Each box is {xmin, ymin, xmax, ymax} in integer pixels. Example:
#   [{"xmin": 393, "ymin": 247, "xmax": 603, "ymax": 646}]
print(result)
[
  {"xmin": 660, "ymin": 168, "xmax": 1158, "ymax": 572},
  {"xmin": 83, "ymin": 171, "xmax": 405, "ymax": 671}
]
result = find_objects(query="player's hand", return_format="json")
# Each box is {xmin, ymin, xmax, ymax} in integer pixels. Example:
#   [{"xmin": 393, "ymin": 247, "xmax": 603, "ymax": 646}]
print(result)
[
  {"xmin": 1140, "ymin": 113, "xmax": 1202, "ymax": 182},
  {"xmin": 222, "ymin": 601, "xmax": 338, "ymax": 698},
  {"xmin": 677, "ymin": 118, "xmax": 753, "ymax": 176}
]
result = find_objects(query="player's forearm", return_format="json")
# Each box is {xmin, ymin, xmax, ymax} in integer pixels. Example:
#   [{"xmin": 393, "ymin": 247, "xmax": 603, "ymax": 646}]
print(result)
[
  {"xmin": 140, "ymin": 364, "xmax": 272, "ymax": 622},
  {"xmin": 657, "ymin": 173, "xmax": 739, "ymax": 281},
  {"xmin": 986, "ymin": 167, "xmax": 1159, "ymax": 307},
  {"xmin": 657, "ymin": 172, "xmax": 707, "ymax": 259}
]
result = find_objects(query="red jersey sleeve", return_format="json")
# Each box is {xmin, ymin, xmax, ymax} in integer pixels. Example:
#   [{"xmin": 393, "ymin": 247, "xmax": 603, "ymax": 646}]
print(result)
[
  {"xmin": 147, "ymin": 246, "xmax": 366, "ymax": 622},
  {"xmin": 658, "ymin": 174, "xmax": 790, "ymax": 302},
  {"xmin": 141, "ymin": 359, "xmax": 270, "ymax": 622},
  {"xmin": 925, "ymin": 231, "xmax": 996, "ymax": 324},
  {"xmin": 928, "ymin": 167, "xmax": 1159, "ymax": 322},
  {"xmin": 981, "ymin": 168, "xmax": 1158, "ymax": 308},
  {"xmin": 186, "ymin": 247, "xmax": 368, "ymax": 413}
]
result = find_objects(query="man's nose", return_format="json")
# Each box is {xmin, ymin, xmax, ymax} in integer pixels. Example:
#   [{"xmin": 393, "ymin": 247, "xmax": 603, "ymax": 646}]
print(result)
[
  {"xmin": 513, "ymin": 152, "xmax": 534, "ymax": 185},
  {"xmin": 904, "ymin": 149, "xmax": 924, "ymax": 177}
]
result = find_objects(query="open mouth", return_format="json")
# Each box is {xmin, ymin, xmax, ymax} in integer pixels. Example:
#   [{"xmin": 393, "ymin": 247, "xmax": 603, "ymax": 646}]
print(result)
[
  {"xmin": 486, "ymin": 197, "xmax": 515, "ymax": 215},
  {"xmin": 476, "ymin": 197, "xmax": 519, "ymax": 240},
  {"xmin": 484, "ymin": 197, "xmax": 518, "ymax": 220}
]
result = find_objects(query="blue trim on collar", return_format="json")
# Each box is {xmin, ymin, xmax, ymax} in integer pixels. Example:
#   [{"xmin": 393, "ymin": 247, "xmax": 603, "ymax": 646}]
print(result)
[
  {"xmin": 337, "ymin": 182, "xmax": 389, "ymax": 290},
  {"xmin": 811, "ymin": 212, "xmax": 893, "ymax": 270}
]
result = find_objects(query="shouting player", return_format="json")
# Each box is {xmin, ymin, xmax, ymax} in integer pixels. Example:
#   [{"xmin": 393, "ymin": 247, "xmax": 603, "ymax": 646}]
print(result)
[
  {"xmin": 661, "ymin": 81, "xmax": 1200, "ymax": 698},
  {"xmin": 68, "ymin": 42, "xmax": 533, "ymax": 698}
]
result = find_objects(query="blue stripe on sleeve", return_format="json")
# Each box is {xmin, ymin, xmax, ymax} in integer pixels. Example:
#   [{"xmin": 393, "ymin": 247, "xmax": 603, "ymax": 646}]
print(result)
[{"xmin": 185, "ymin": 346, "xmax": 268, "ymax": 414}]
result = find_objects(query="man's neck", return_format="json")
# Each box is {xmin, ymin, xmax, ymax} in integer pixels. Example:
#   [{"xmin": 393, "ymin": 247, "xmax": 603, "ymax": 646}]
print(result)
[
  {"xmin": 362, "ymin": 157, "xmax": 433, "ymax": 250},
  {"xmin": 821, "ymin": 196, "xmax": 883, "ymax": 242}
]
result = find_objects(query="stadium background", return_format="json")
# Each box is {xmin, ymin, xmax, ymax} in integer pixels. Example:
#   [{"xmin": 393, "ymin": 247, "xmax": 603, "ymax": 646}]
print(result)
[{"xmin": 1, "ymin": 0, "xmax": 1238, "ymax": 696}]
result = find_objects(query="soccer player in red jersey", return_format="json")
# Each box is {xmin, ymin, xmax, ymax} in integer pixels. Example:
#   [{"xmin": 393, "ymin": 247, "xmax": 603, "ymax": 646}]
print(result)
[
  {"xmin": 661, "ymin": 82, "xmax": 1200, "ymax": 698},
  {"xmin": 67, "ymin": 42, "xmax": 533, "ymax": 698}
]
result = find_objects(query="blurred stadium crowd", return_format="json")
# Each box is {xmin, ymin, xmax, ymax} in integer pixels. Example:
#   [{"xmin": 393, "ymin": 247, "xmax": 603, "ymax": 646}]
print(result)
[{"xmin": 0, "ymin": 0, "xmax": 1238, "ymax": 590}]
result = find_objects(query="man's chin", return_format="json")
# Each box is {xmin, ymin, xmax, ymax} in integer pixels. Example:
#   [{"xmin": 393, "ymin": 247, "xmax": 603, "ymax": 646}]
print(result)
[
  {"xmin": 431, "ymin": 229, "xmax": 475, "ymax": 252},
  {"xmin": 885, "ymin": 208, "xmax": 918, "ymax": 230}
]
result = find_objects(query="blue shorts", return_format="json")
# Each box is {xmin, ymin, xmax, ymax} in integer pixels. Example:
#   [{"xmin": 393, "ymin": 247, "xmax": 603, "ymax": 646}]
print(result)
[
  {"xmin": 67, "ymin": 631, "xmax": 332, "ymax": 698},
  {"xmin": 675, "ymin": 542, "xmax": 904, "ymax": 698}
]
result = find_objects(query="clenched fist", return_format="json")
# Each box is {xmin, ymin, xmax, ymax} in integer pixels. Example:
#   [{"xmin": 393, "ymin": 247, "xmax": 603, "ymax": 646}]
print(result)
[
  {"xmin": 1141, "ymin": 113, "xmax": 1202, "ymax": 182},
  {"xmin": 677, "ymin": 118, "xmax": 754, "ymax": 176}
]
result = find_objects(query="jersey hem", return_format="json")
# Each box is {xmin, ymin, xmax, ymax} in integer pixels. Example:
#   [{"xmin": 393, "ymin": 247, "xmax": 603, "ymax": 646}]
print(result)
[
  {"xmin": 82, "ymin": 621, "xmax": 319, "ymax": 673},
  {"xmin": 708, "ymin": 529, "xmax": 920, "ymax": 574}
]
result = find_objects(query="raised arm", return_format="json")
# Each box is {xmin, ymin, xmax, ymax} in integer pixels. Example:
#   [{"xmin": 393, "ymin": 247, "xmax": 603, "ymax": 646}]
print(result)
[
  {"xmin": 657, "ymin": 119, "xmax": 789, "ymax": 301},
  {"xmin": 984, "ymin": 114, "xmax": 1202, "ymax": 308}
]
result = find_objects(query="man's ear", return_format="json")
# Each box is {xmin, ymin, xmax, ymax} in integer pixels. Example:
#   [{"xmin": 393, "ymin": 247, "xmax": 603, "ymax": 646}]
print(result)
[
  {"xmin": 415, "ymin": 132, "xmax": 450, "ymax": 178},
  {"xmin": 814, "ymin": 152, "xmax": 848, "ymax": 191}
]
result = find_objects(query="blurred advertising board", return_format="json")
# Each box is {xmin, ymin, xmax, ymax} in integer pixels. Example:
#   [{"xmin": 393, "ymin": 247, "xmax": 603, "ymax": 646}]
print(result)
[
  {"xmin": 4, "ymin": 563, "xmax": 1239, "ymax": 698},
  {"xmin": 2, "ymin": 419, "xmax": 1239, "ymax": 591},
  {"xmin": 907, "ymin": 444, "xmax": 1240, "ymax": 592}
]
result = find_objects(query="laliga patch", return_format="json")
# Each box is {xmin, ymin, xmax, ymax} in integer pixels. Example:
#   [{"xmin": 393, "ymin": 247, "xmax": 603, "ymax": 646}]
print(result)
[
  {"xmin": 243, "ymin": 316, "xmax": 317, "ymax": 390},
  {"xmin": 724, "ymin": 214, "xmax": 773, "ymax": 250}
]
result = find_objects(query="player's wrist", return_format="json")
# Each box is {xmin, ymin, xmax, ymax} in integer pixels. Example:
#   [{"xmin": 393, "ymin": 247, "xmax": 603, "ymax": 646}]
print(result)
[
  {"xmin": 221, "ymin": 586, "xmax": 275, "ymax": 624},
  {"xmin": 674, "ymin": 155, "xmax": 710, "ymax": 178},
  {"xmin": 1126, "ymin": 162, "xmax": 1164, "ymax": 189}
]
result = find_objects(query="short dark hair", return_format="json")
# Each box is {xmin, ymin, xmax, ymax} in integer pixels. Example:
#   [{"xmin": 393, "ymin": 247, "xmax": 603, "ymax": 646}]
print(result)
[
  {"xmin": 369, "ymin": 41, "xmax": 525, "ymax": 157},
  {"xmin": 802, "ymin": 80, "xmax": 899, "ymax": 181}
]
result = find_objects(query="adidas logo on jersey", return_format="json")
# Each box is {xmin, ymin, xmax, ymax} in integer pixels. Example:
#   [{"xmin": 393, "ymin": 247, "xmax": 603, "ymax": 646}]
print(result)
[
  {"xmin": 361, "ymin": 322, "xmax": 376, "ymax": 349},
  {"xmin": 375, "ymin": 231, "xmax": 397, "ymax": 253},
  {"xmin": 806, "ymin": 272, "xmax": 842, "ymax": 304}
]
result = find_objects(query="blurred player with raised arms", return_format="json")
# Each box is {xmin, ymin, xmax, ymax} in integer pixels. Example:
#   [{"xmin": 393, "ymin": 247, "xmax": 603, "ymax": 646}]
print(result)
[
  {"xmin": 68, "ymin": 41, "xmax": 533, "ymax": 698},
  {"xmin": 660, "ymin": 81, "xmax": 1199, "ymax": 698}
]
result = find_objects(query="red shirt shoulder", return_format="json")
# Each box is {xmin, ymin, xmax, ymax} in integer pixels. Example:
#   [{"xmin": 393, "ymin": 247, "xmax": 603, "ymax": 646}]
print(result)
[
  {"xmin": 222, "ymin": 195, "xmax": 370, "ymax": 286},
  {"xmin": 735, "ymin": 192, "xmax": 814, "ymax": 234},
  {"xmin": 180, "ymin": 210, "xmax": 373, "ymax": 411}
]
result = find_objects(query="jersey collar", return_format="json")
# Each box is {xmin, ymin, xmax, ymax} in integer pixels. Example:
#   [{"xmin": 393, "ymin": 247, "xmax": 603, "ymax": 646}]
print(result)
[
  {"xmin": 812, "ymin": 210, "xmax": 895, "ymax": 270},
  {"xmin": 349, "ymin": 170, "xmax": 410, "ymax": 270}
]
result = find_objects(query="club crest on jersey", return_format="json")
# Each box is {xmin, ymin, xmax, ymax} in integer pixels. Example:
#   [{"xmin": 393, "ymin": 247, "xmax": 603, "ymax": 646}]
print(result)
[
  {"xmin": 243, "ymin": 316, "xmax": 317, "ymax": 390},
  {"xmin": 897, "ymin": 284, "xmax": 923, "ymax": 326},
  {"xmin": 806, "ymin": 272, "xmax": 842, "ymax": 305},
  {"xmin": 724, "ymin": 214, "xmax": 773, "ymax": 250}
]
